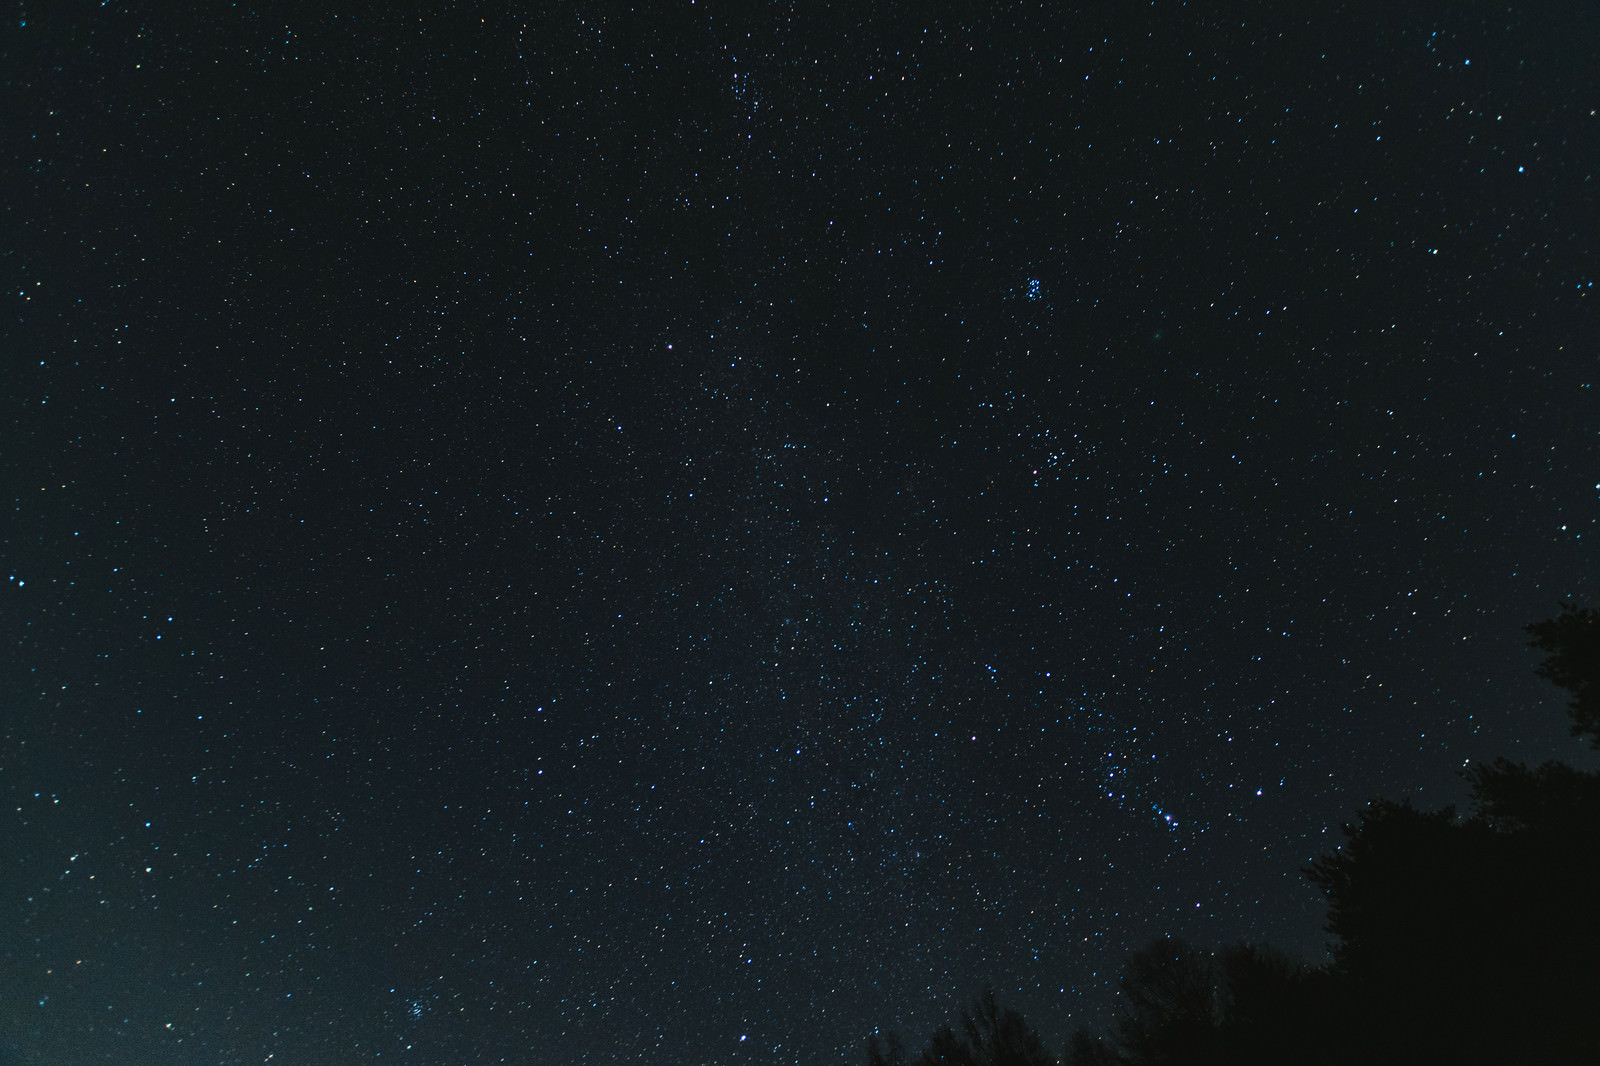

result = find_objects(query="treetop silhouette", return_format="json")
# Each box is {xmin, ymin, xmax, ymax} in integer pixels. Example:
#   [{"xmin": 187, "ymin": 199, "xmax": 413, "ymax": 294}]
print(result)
[{"xmin": 1526, "ymin": 601, "xmax": 1600, "ymax": 746}]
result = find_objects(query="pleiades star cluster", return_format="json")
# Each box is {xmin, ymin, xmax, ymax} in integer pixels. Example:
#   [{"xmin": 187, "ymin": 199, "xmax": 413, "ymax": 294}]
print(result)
[{"xmin": 2, "ymin": 3, "xmax": 1596, "ymax": 1064}]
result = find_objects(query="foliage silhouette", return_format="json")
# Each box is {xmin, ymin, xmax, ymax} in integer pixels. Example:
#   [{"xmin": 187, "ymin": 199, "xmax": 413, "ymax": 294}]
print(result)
[
  {"xmin": 1091, "ymin": 938, "xmax": 1329, "ymax": 1066},
  {"xmin": 1526, "ymin": 602, "xmax": 1600, "ymax": 745},
  {"xmin": 1212, "ymin": 943, "xmax": 1328, "ymax": 1066},
  {"xmin": 868, "ymin": 989, "xmax": 1055, "ymax": 1066},
  {"xmin": 1061, "ymin": 1029, "xmax": 1119, "ymax": 1066},
  {"xmin": 872, "ymin": 604, "xmax": 1600, "ymax": 1066},
  {"xmin": 1299, "ymin": 601, "xmax": 1600, "ymax": 1063},
  {"xmin": 1109, "ymin": 937, "xmax": 1223, "ymax": 1065},
  {"xmin": 1466, "ymin": 754, "xmax": 1600, "ymax": 832},
  {"xmin": 1304, "ymin": 785, "xmax": 1600, "ymax": 1062}
]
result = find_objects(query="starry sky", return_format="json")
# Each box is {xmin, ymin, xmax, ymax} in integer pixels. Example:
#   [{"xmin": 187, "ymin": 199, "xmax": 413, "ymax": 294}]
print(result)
[{"xmin": 2, "ymin": 2, "xmax": 1597, "ymax": 1064}]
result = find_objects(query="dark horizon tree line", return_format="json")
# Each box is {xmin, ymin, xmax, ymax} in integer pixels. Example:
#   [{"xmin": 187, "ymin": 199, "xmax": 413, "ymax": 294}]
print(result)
[{"xmin": 867, "ymin": 603, "xmax": 1600, "ymax": 1066}]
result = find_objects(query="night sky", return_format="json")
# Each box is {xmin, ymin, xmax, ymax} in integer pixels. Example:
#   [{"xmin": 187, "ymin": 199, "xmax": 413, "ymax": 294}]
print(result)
[{"xmin": 3, "ymin": 2, "xmax": 1598, "ymax": 1064}]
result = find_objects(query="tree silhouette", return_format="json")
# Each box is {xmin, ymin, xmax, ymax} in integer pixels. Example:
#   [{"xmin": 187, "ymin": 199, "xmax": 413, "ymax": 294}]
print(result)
[
  {"xmin": 1091, "ymin": 937, "xmax": 1333, "ymax": 1066},
  {"xmin": 1526, "ymin": 601, "xmax": 1600, "ymax": 745},
  {"xmin": 1305, "ymin": 787, "xmax": 1600, "ymax": 1061},
  {"xmin": 1214, "ymin": 943, "xmax": 1328, "ymax": 1065},
  {"xmin": 1061, "ymin": 1028, "xmax": 1119, "ymax": 1066},
  {"xmin": 1062, "ymin": 604, "xmax": 1600, "ymax": 1063},
  {"xmin": 867, "ymin": 1031, "xmax": 911, "ymax": 1066},
  {"xmin": 872, "ymin": 604, "xmax": 1600, "ymax": 1066},
  {"xmin": 867, "ymin": 990, "xmax": 1055, "ymax": 1066},
  {"xmin": 1305, "ymin": 801, "xmax": 1485, "ymax": 1061},
  {"xmin": 1109, "ymin": 937, "xmax": 1223, "ymax": 1066},
  {"xmin": 1466, "ymin": 755, "xmax": 1600, "ymax": 833},
  {"xmin": 1289, "ymin": 604, "xmax": 1600, "ymax": 1061}
]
